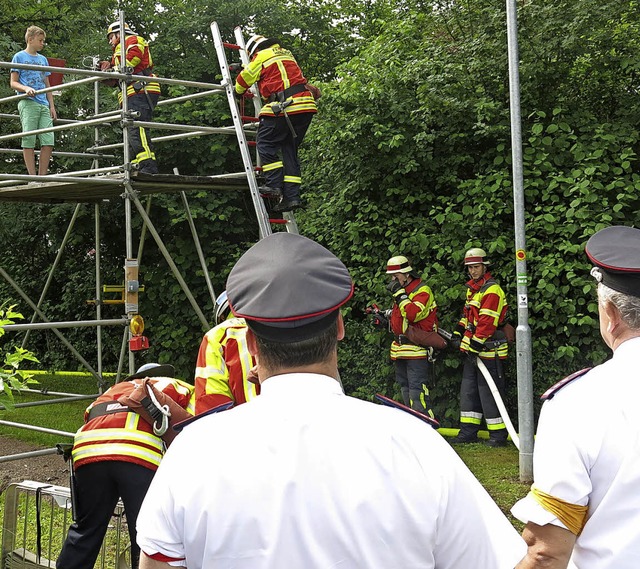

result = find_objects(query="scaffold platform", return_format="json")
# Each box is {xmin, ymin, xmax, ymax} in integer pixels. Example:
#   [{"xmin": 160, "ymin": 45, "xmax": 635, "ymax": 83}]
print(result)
[{"xmin": 0, "ymin": 173, "xmax": 249, "ymax": 203}]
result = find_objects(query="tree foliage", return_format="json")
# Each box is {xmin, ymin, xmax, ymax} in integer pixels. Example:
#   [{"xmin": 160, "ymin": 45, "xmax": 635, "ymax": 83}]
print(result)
[
  {"xmin": 0, "ymin": 304, "xmax": 39, "ymax": 409},
  {"xmin": 299, "ymin": 0, "xmax": 640, "ymax": 423}
]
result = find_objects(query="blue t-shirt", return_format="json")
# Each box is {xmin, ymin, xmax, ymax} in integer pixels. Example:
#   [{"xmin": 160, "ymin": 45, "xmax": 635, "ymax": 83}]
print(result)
[{"xmin": 11, "ymin": 50, "xmax": 51, "ymax": 106}]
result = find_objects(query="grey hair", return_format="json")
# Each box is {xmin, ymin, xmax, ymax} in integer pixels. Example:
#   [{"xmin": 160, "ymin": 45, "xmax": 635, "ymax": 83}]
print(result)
[{"xmin": 597, "ymin": 283, "xmax": 640, "ymax": 329}]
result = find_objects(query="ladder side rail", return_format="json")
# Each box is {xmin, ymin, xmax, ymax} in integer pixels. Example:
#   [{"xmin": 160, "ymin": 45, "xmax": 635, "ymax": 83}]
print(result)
[{"xmin": 211, "ymin": 21, "xmax": 271, "ymax": 240}]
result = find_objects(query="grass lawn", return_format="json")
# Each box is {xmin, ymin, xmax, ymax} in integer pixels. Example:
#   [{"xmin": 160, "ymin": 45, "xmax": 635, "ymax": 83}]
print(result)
[
  {"xmin": 2, "ymin": 372, "xmax": 530, "ymax": 532},
  {"xmin": 453, "ymin": 442, "xmax": 529, "ymax": 530}
]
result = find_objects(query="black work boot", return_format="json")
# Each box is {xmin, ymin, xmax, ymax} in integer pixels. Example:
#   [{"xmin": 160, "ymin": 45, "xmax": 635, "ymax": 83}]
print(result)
[
  {"xmin": 258, "ymin": 186, "xmax": 282, "ymax": 198},
  {"xmin": 450, "ymin": 425, "xmax": 480, "ymax": 444},
  {"xmin": 137, "ymin": 159, "xmax": 159, "ymax": 174},
  {"xmin": 273, "ymin": 196, "xmax": 303, "ymax": 212},
  {"xmin": 486, "ymin": 428, "xmax": 508, "ymax": 448}
]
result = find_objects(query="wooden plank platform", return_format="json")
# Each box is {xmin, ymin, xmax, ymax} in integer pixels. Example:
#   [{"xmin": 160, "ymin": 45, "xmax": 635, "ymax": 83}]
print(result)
[{"xmin": 0, "ymin": 173, "xmax": 249, "ymax": 203}]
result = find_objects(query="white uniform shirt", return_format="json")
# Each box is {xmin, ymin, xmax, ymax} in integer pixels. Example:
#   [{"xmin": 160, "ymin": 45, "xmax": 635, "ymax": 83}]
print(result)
[
  {"xmin": 512, "ymin": 337, "xmax": 640, "ymax": 568},
  {"xmin": 138, "ymin": 373, "xmax": 525, "ymax": 568}
]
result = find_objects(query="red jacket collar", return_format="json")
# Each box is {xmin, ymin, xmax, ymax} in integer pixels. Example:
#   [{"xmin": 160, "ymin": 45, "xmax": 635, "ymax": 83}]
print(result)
[
  {"xmin": 466, "ymin": 272, "xmax": 493, "ymax": 292},
  {"xmin": 404, "ymin": 277, "xmax": 422, "ymax": 293}
]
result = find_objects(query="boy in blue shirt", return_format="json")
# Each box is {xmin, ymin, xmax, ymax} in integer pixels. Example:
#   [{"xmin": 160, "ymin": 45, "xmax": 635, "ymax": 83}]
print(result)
[{"xmin": 10, "ymin": 26, "xmax": 57, "ymax": 176}]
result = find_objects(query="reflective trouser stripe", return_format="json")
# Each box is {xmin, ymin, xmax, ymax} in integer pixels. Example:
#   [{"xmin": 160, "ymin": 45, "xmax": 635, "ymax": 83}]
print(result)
[
  {"xmin": 486, "ymin": 417, "xmax": 506, "ymax": 430},
  {"xmin": 460, "ymin": 411, "xmax": 483, "ymax": 425},
  {"xmin": 262, "ymin": 161, "xmax": 283, "ymax": 172},
  {"xmin": 131, "ymin": 126, "xmax": 155, "ymax": 163}
]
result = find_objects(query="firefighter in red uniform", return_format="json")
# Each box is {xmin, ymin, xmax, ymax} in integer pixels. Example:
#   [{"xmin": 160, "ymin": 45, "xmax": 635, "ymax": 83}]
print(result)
[
  {"xmin": 386, "ymin": 255, "xmax": 438, "ymax": 418},
  {"xmin": 451, "ymin": 248, "xmax": 509, "ymax": 447},
  {"xmin": 235, "ymin": 34, "xmax": 319, "ymax": 213},
  {"xmin": 56, "ymin": 364, "xmax": 193, "ymax": 569},
  {"xmin": 192, "ymin": 290, "xmax": 259, "ymax": 414},
  {"xmin": 101, "ymin": 22, "xmax": 161, "ymax": 174}
]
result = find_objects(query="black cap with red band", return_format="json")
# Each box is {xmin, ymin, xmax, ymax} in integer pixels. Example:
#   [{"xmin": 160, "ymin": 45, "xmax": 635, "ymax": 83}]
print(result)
[
  {"xmin": 226, "ymin": 233, "xmax": 354, "ymax": 342},
  {"xmin": 586, "ymin": 225, "xmax": 640, "ymax": 297}
]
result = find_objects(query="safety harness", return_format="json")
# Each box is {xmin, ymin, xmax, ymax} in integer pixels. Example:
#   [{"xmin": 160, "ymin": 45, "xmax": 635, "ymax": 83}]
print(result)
[
  {"xmin": 266, "ymin": 83, "xmax": 307, "ymax": 103},
  {"xmin": 87, "ymin": 385, "xmax": 170, "ymax": 436}
]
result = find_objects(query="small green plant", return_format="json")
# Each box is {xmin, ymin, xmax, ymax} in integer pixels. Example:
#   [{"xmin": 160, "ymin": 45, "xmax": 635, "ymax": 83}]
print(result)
[{"xmin": 0, "ymin": 303, "xmax": 39, "ymax": 409}]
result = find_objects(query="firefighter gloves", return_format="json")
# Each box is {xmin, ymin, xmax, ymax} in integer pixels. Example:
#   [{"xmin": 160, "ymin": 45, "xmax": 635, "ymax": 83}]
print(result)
[{"xmin": 393, "ymin": 289, "xmax": 409, "ymax": 303}]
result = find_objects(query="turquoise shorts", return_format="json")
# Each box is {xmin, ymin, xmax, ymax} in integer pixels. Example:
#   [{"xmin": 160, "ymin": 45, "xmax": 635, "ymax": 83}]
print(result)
[{"xmin": 18, "ymin": 98, "xmax": 54, "ymax": 148}]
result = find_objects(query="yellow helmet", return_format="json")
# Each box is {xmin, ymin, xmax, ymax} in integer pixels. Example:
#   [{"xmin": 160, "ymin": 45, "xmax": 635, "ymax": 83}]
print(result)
[
  {"xmin": 464, "ymin": 247, "xmax": 490, "ymax": 265},
  {"xmin": 386, "ymin": 255, "xmax": 413, "ymax": 274},
  {"xmin": 107, "ymin": 21, "xmax": 134, "ymax": 39}
]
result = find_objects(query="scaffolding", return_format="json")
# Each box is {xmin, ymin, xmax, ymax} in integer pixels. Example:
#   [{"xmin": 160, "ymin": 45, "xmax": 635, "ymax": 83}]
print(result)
[{"xmin": 0, "ymin": 15, "xmax": 298, "ymax": 452}]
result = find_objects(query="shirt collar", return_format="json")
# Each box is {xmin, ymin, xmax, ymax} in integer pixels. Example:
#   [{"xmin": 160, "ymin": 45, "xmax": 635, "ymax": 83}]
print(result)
[
  {"xmin": 613, "ymin": 334, "xmax": 640, "ymax": 356},
  {"xmin": 259, "ymin": 373, "xmax": 344, "ymax": 398}
]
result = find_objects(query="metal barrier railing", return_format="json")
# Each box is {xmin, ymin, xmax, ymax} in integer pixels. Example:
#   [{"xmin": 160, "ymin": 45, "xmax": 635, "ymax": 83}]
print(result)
[{"xmin": 1, "ymin": 481, "xmax": 129, "ymax": 569}]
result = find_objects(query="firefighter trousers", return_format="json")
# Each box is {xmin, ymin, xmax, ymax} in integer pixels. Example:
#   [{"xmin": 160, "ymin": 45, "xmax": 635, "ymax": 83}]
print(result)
[
  {"xmin": 257, "ymin": 112, "xmax": 313, "ymax": 201},
  {"xmin": 458, "ymin": 356, "xmax": 507, "ymax": 442},
  {"xmin": 56, "ymin": 460, "xmax": 155, "ymax": 569},
  {"xmin": 394, "ymin": 358, "xmax": 435, "ymax": 419},
  {"xmin": 127, "ymin": 92, "xmax": 159, "ymax": 173}
]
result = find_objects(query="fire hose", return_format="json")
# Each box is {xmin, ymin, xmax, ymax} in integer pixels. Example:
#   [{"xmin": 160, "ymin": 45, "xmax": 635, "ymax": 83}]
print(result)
[{"xmin": 438, "ymin": 328, "xmax": 520, "ymax": 449}]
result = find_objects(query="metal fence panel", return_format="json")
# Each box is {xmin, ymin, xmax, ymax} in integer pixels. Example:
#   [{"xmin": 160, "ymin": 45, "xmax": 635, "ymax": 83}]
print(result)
[{"xmin": 1, "ymin": 481, "xmax": 130, "ymax": 569}]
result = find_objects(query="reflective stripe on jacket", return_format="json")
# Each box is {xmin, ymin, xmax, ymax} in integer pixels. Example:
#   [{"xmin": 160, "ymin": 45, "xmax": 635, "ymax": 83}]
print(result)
[
  {"xmin": 192, "ymin": 318, "xmax": 259, "ymax": 415},
  {"xmin": 72, "ymin": 377, "xmax": 193, "ymax": 471},
  {"xmin": 390, "ymin": 278, "xmax": 438, "ymax": 360},
  {"xmin": 235, "ymin": 44, "xmax": 317, "ymax": 117},
  {"xmin": 111, "ymin": 33, "xmax": 161, "ymax": 104},
  {"xmin": 458, "ymin": 273, "xmax": 508, "ymax": 359}
]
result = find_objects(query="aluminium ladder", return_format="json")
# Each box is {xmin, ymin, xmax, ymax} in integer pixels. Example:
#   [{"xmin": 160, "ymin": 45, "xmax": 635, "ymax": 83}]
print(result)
[{"xmin": 211, "ymin": 22, "xmax": 299, "ymax": 237}]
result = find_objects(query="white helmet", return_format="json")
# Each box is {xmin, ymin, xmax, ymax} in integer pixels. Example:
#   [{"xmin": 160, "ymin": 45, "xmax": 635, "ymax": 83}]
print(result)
[
  {"xmin": 214, "ymin": 291, "xmax": 231, "ymax": 325},
  {"xmin": 245, "ymin": 34, "xmax": 271, "ymax": 57},
  {"xmin": 464, "ymin": 247, "xmax": 490, "ymax": 265},
  {"xmin": 107, "ymin": 21, "xmax": 134, "ymax": 39},
  {"xmin": 386, "ymin": 255, "xmax": 413, "ymax": 274}
]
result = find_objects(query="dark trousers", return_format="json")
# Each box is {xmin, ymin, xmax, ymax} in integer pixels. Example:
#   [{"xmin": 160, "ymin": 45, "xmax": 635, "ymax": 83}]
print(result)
[
  {"xmin": 128, "ymin": 92, "xmax": 159, "ymax": 173},
  {"xmin": 257, "ymin": 112, "xmax": 313, "ymax": 200},
  {"xmin": 56, "ymin": 461, "xmax": 155, "ymax": 569},
  {"xmin": 458, "ymin": 356, "xmax": 507, "ymax": 442},
  {"xmin": 394, "ymin": 358, "xmax": 435, "ymax": 418}
]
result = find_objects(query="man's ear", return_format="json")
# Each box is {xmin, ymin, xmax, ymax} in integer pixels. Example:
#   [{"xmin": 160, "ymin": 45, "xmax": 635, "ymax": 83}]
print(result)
[
  {"xmin": 245, "ymin": 327, "xmax": 259, "ymax": 356},
  {"xmin": 603, "ymin": 300, "xmax": 622, "ymax": 333},
  {"xmin": 337, "ymin": 313, "xmax": 345, "ymax": 341}
]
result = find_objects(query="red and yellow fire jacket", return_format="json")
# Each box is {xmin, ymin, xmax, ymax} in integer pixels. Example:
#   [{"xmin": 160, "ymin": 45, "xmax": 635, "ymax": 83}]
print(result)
[
  {"xmin": 235, "ymin": 44, "xmax": 317, "ymax": 117},
  {"xmin": 389, "ymin": 278, "xmax": 438, "ymax": 360},
  {"xmin": 72, "ymin": 377, "xmax": 193, "ymax": 471},
  {"xmin": 457, "ymin": 272, "xmax": 508, "ymax": 360},
  {"xmin": 192, "ymin": 318, "xmax": 259, "ymax": 415},
  {"xmin": 110, "ymin": 33, "xmax": 160, "ymax": 104}
]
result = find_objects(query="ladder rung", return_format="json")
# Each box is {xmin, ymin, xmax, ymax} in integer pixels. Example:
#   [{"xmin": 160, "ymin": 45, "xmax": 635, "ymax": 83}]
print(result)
[
  {"xmin": 248, "ymin": 141, "xmax": 256, "ymax": 147},
  {"xmin": 269, "ymin": 219, "xmax": 289, "ymax": 224},
  {"xmin": 223, "ymin": 42, "xmax": 241, "ymax": 50},
  {"xmin": 240, "ymin": 116, "xmax": 259, "ymax": 123}
]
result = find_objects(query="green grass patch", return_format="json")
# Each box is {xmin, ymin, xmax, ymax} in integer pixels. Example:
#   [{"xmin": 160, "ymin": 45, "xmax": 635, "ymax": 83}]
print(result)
[
  {"xmin": 453, "ymin": 441, "xmax": 529, "ymax": 531},
  {"xmin": 1, "ymin": 372, "xmax": 116, "ymax": 447}
]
